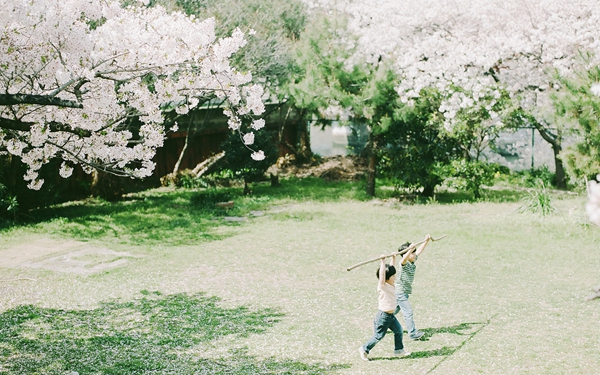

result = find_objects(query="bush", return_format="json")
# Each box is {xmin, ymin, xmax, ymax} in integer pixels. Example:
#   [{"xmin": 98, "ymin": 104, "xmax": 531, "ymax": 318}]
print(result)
[
  {"xmin": 0, "ymin": 183, "xmax": 19, "ymax": 221},
  {"xmin": 178, "ymin": 170, "xmax": 210, "ymax": 189},
  {"xmin": 512, "ymin": 166, "xmax": 556, "ymax": 188},
  {"xmin": 442, "ymin": 160, "xmax": 499, "ymax": 198}
]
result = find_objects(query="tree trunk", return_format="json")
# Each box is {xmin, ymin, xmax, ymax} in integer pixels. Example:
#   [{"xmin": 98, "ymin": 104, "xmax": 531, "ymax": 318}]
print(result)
[
  {"xmin": 172, "ymin": 128, "xmax": 190, "ymax": 176},
  {"xmin": 91, "ymin": 170, "xmax": 125, "ymax": 201},
  {"xmin": 365, "ymin": 136, "xmax": 377, "ymax": 197},
  {"xmin": 296, "ymin": 120, "xmax": 312, "ymax": 163},
  {"xmin": 552, "ymin": 145, "xmax": 567, "ymax": 189},
  {"xmin": 533, "ymin": 122, "xmax": 567, "ymax": 189},
  {"xmin": 243, "ymin": 176, "xmax": 251, "ymax": 195},
  {"xmin": 270, "ymin": 173, "xmax": 280, "ymax": 187},
  {"xmin": 422, "ymin": 183, "xmax": 435, "ymax": 197}
]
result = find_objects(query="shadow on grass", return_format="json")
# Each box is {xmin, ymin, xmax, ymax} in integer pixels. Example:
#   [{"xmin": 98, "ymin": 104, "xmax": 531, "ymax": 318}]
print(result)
[
  {"xmin": 369, "ymin": 321, "xmax": 489, "ymax": 362},
  {"xmin": 410, "ymin": 322, "xmax": 485, "ymax": 359},
  {"xmin": 0, "ymin": 291, "xmax": 347, "ymax": 375}
]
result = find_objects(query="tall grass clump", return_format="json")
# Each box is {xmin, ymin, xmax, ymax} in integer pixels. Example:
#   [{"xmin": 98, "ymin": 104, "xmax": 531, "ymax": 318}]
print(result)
[{"xmin": 518, "ymin": 181, "xmax": 557, "ymax": 215}]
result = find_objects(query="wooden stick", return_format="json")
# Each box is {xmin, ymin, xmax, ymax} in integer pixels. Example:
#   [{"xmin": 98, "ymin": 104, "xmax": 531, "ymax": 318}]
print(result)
[{"xmin": 346, "ymin": 235, "xmax": 446, "ymax": 271}]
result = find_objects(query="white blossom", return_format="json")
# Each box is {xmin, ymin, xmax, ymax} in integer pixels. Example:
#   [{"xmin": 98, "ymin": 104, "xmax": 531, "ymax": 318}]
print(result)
[
  {"xmin": 251, "ymin": 150, "xmax": 265, "ymax": 161},
  {"xmin": 0, "ymin": 0, "xmax": 265, "ymax": 188},
  {"xmin": 251, "ymin": 119, "xmax": 265, "ymax": 130},
  {"xmin": 243, "ymin": 132, "xmax": 255, "ymax": 145},
  {"xmin": 59, "ymin": 162, "xmax": 74, "ymax": 178}
]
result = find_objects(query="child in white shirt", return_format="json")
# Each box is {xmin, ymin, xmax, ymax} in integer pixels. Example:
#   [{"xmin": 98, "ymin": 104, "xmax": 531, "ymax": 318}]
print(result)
[{"xmin": 358, "ymin": 255, "xmax": 411, "ymax": 361}]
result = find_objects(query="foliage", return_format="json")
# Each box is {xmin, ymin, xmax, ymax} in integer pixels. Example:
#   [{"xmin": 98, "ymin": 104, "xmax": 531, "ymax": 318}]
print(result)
[
  {"xmin": 173, "ymin": 170, "xmax": 209, "ymax": 189},
  {"xmin": 172, "ymin": 0, "xmax": 306, "ymax": 88},
  {"xmin": 441, "ymin": 160, "xmax": 500, "ymax": 199},
  {"xmin": 0, "ymin": 182, "xmax": 18, "ymax": 221},
  {"xmin": 502, "ymin": 166, "xmax": 557, "ymax": 188},
  {"xmin": 325, "ymin": 0, "xmax": 600, "ymax": 191},
  {"xmin": 378, "ymin": 88, "xmax": 459, "ymax": 196},
  {"xmin": 90, "ymin": 171, "xmax": 127, "ymax": 202},
  {"xmin": 283, "ymin": 12, "xmax": 349, "ymax": 122},
  {"xmin": 0, "ymin": 0, "xmax": 266, "ymax": 190},
  {"xmin": 553, "ymin": 66, "xmax": 600, "ymax": 181},
  {"xmin": 0, "ymin": 155, "xmax": 92, "ymax": 218},
  {"xmin": 518, "ymin": 181, "xmax": 557, "ymax": 216},
  {"xmin": 218, "ymin": 127, "xmax": 279, "ymax": 193},
  {"xmin": 443, "ymin": 86, "xmax": 513, "ymax": 161}
]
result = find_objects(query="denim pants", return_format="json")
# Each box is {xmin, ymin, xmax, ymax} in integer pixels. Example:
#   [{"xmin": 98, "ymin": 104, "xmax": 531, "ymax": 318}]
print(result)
[
  {"xmin": 395, "ymin": 292, "xmax": 418, "ymax": 338},
  {"xmin": 362, "ymin": 310, "xmax": 404, "ymax": 353}
]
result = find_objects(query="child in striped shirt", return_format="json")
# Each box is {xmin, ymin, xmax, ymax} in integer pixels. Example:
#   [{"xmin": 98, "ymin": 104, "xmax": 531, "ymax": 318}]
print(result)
[
  {"xmin": 359, "ymin": 255, "xmax": 411, "ymax": 361},
  {"xmin": 395, "ymin": 234, "xmax": 431, "ymax": 340}
]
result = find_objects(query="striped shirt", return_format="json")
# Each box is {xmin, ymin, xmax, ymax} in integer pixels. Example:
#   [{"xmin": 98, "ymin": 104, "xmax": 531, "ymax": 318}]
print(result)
[{"xmin": 395, "ymin": 257, "xmax": 417, "ymax": 295}]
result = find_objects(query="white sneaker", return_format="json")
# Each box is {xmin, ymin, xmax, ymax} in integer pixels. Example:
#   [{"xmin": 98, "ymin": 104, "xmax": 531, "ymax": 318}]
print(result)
[
  {"xmin": 394, "ymin": 349, "xmax": 411, "ymax": 357},
  {"xmin": 410, "ymin": 330, "xmax": 425, "ymax": 340},
  {"xmin": 358, "ymin": 346, "xmax": 370, "ymax": 361}
]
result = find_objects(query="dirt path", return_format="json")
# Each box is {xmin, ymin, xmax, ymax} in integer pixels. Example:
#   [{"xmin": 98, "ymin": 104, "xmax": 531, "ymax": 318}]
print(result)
[{"xmin": 1, "ymin": 238, "xmax": 138, "ymax": 277}]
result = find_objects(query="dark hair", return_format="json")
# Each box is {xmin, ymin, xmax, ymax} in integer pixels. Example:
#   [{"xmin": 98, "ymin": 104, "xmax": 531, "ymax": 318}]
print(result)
[
  {"xmin": 376, "ymin": 264, "xmax": 396, "ymax": 280},
  {"xmin": 399, "ymin": 241, "xmax": 411, "ymax": 251}
]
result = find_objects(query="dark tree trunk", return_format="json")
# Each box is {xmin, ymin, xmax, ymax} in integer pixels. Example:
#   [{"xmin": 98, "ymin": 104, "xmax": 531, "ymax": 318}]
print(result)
[
  {"xmin": 552, "ymin": 145, "xmax": 567, "ymax": 189},
  {"xmin": 91, "ymin": 170, "xmax": 125, "ymax": 201},
  {"xmin": 365, "ymin": 136, "xmax": 377, "ymax": 197},
  {"xmin": 422, "ymin": 184, "xmax": 435, "ymax": 197},
  {"xmin": 270, "ymin": 173, "xmax": 280, "ymax": 187},
  {"xmin": 533, "ymin": 122, "xmax": 567, "ymax": 189},
  {"xmin": 243, "ymin": 177, "xmax": 251, "ymax": 195}
]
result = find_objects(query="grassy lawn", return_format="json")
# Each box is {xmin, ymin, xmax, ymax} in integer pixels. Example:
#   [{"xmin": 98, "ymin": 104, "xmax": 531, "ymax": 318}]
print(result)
[{"xmin": 1, "ymin": 178, "xmax": 599, "ymax": 374}]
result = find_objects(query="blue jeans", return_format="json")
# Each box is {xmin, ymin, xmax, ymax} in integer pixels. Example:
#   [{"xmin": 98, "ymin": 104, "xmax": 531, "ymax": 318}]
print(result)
[
  {"xmin": 362, "ymin": 310, "xmax": 404, "ymax": 353},
  {"xmin": 395, "ymin": 293, "xmax": 418, "ymax": 338}
]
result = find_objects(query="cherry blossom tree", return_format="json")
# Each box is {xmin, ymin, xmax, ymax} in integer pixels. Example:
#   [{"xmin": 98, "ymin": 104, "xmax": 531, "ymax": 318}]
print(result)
[
  {"xmin": 0, "ymin": 0, "xmax": 266, "ymax": 190},
  {"xmin": 343, "ymin": 0, "xmax": 600, "ymax": 189},
  {"xmin": 307, "ymin": 0, "xmax": 600, "ymax": 222}
]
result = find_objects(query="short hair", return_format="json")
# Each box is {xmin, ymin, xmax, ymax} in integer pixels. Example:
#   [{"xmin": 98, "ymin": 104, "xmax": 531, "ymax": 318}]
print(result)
[
  {"xmin": 376, "ymin": 264, "xmax": 396, "ymax": 280},
  {"xmin": 399, "ymin": 241, "xmax": 411, "ymax": 251}
]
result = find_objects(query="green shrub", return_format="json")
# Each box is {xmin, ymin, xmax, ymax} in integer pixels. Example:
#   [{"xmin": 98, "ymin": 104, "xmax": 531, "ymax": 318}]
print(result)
[
  {"xmin": 178, "ymin": 171, "xmax": 210, "ymax": 189},
  {"xmin": 442, "ymin": 160, "xmax": 499, "ymax": 199},
  {"xmin": 0, "ymin": 183, "xmax": 19, "ymax": 221},
  {"xmin": 512, "ymin": 166, "xmax": 556, "ymax": 188},
  {"xmin": 518, "ymin": 181, "xmax": 557, "ymax": 216}
]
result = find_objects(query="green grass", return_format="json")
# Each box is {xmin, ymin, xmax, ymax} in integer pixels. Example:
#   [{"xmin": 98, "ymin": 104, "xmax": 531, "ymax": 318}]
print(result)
[
  {"xmin": 0, "ymin": 291, "xmax": 344, "ymax": 374},
  {"xmin": 0, "ymin": 177, "xmax": 599, "ymax": 375}
]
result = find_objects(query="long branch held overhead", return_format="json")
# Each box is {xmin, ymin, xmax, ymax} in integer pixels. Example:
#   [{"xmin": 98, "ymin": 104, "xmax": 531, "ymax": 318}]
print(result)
[{"xmin": 346, "ymin": 235, "xmax": 446, "ymax": 271}]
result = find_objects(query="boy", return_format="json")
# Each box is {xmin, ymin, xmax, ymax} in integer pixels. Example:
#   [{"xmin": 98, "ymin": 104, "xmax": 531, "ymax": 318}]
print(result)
[
  {"xmin": 394, "ymin": 234, "xmax": 431, "ymax": 340},
  {"xmin": 359, "ymin": 255, "xmax": 411, "ymax": 361}
]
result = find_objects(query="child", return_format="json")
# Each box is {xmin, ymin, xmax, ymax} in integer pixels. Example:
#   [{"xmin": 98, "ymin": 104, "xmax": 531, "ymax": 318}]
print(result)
[
  {"xmin": 359, "ymin": 255, "xmax": 411, "ymax": 361},
  {"xmin": 394, "ymin": 234, "xmax": 431, "ymax": 340}
]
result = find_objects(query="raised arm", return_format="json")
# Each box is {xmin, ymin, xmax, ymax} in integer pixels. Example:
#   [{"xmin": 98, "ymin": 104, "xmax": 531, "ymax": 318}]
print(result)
[
  {"xmin": 401, "ymin": 244, "xmax": 415, "ymax": 265},
  {"xmin": 378, "ymin": 257, "xmax": 387, "ymax": 288},
  {"xmin": 415, "ymin": 234, "xmax": 432, "ymax": 257}
]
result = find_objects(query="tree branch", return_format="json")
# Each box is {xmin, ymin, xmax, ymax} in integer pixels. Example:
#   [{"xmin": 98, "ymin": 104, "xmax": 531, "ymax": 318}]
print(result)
[
  {"xmin": 0, "ymin": 94, "xmax": 83, "ymax": 108},
  {"xmin": 0, "ymin": 116, "xmax": 92, "ymax": 137}
]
